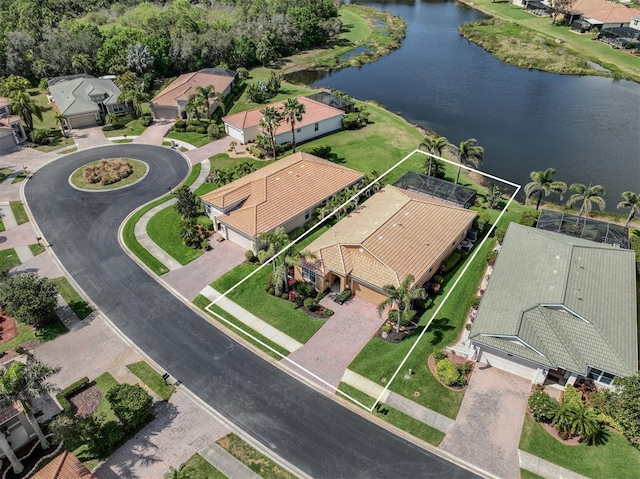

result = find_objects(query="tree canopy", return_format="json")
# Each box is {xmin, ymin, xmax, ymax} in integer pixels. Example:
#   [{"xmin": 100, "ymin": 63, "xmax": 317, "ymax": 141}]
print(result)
[{"xmin": 0, "ymin": 273, "xmax": 58, "ymax": 327}]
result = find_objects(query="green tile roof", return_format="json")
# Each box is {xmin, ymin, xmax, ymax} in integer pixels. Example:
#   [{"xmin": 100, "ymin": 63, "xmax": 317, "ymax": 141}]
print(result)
[
  {"xmin": 471, "ymin": 223, "xmax": 637, "ymax": 378},
  {"xmin": 49, "ymin": 76, "xmax": 121, "ymax": 116}
]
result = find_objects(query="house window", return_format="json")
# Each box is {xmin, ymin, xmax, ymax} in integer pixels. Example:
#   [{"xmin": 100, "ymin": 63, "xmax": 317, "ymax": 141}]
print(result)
[
  {"xmin": 305, "ymin": 209, "xmax": 310, "ymax": 220},
  {"xmin": 112, "ymin": 104, "xmax": 125, "ymax": 113},
  {"xmin": 296, "ymin": 128, "xmax": 302, "ymax": 133},
  {"xmin": 314, "ymin": 122, "xmax": 319, "ymax": 131},
  {"xmin": 587, "ymin": 368, "xmax": 615, "ymax": 385},
  {"xmin": 301, "ymin": 267, "xmax": 316, "ymax": 284}
]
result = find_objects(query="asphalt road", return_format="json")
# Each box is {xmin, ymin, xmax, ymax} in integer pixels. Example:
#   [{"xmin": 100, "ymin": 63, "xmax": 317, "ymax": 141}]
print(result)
[{"xmin": 25, "ymin": 144, "xmax": 480, "ymax": 478}]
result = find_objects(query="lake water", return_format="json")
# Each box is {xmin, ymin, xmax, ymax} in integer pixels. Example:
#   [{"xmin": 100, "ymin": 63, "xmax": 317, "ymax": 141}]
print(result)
[{"xmin": 291, "ymin": 0, "xmax": 640, "ymax": 209}]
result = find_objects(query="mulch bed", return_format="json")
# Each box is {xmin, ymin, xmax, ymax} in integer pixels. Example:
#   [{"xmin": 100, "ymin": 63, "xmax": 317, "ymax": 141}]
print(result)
[
  {"xmin": 69, "ymin": 385, "xmax": 102, "ymax": 417},
  {"xmin": 0, "ymin": 313, "xmax": 19, "ymax": 344},
  {"xmin": 528, "ymin": 412, "xmax": 581, "ymax": 446},
  {"xmin": 428, "ymin": 354, "xmax": 471, "ymax": 391}
]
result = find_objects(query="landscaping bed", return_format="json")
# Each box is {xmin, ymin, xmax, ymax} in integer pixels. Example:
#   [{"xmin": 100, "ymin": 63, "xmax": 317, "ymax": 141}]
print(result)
[
  {"xmin": 68, "ymin": 384, "xmax": 101, "ymax": 417},
  {"xmin": 70, "ymin": 159, "xmax": 147, "ymax": 190}
]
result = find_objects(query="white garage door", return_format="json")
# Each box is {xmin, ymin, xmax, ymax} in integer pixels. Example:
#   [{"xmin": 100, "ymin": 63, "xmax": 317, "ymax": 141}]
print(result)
[
  {"xmin": 477, "ymin": 350, "xmax": 538, "ymax": 381},
  {"xmin": 70, "ymin": 114, "xmax": 97, "ymax": 129},
  {"xmin": 153, "ymin": 106, "xmax": 179, "ymax": 119},
  {"xmin": 223, "ymin": 225, "xmax": 253, "ymax": 252}
]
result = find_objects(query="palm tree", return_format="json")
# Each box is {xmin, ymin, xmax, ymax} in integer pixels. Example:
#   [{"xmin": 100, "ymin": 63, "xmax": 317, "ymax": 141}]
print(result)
[
  {"xmin": 54, "ymin": 112, "xmax": 67, "ymax": 137},
  {"xmin": 281, "ymin": 248, "xmax": 317, "ymax": 293},
  {"xmin": 568, "ymin": 405, "xmax": 600, "ymax": 443},
  {"xmin": 259, "ymin": 107, "xmax": 283, "ymax": 160},
  {"xmin": 566, "ymin": 183, "xmax": 606, "ymax": 218},
  {"xmin": 361, "ymin": 170, "xmax": 383, "ymax": 198},
  {"xmin": 282, "ymin": 98, "xmax": 306, "ymax": 153},
  {"xmin": 71, "ymin": 53, "xmax": 91, "ymax": 74},
  {"xmin": 617, "ymin": 191, "xmax": 640, "ymax": 227},
  {"xmin": 9, "ymin": 90, "xmax": 42, "ymax": 131},
  {"xmin": 182, "ymin": 97, "xmax": 199, "ymax": 122},
  {"xmin": 127, "ymin": 43, "xmax": 154, "ymax": 78},
  {"xmin": 454, "ymin": 138, "xmax": 484, "ymax": 185},
  {"xmin": 257, "ymin": 226, "xmax": 290, "ymax": 270},
  {"xmin": 119, "ymin": 88, "xmax": 148, "ymax": 118},
  {"xmin": 422, "ymin": 156, "xmax": 446, "ymax": 179},
  {"xmin": 377, "ymin": 275, "xmax": 426, "ymax": 334},
  {"xmin": 194, "ymin": 85, "xmax": 225, "ymax": 119},
  {"xmin": 164, "ymin": 463, "xmax": 194, "ymax": 479},
  {"xmin": 419, "ymin": 134, "xmax": 449, "ymax": 158},
  {"xmin": 524, "ymin": 168, "xmax": 567, "ymax": 210},
  {"xmin": 0, "ymin": 357, "xmax": 60, "ymax": 451}
]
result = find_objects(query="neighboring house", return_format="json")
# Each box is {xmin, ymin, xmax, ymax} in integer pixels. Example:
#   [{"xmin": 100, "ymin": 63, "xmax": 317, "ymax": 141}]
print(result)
[
  {"xmin": 222, "ymin": 96, "xmax": 345, "ymax": 145},
  {"xmin": 0, "ymin": 401, "xmax": 37, "ymax": 470},
  {"xmin": 296, "ymin": 185, "xmax": 477, "ymax": 304},
  {"xmin": 33, "ymin": 450, "xmax": 95, "ymax": 478},
  {"xmin": 469, "ymin": 223, "xmax": 638, "ymax": 389},
  {"xmin": 150, "ymin": 68, "xmax": 238, "ymax": 120},
  {"xmin": 48, "ymin": 74, "xmax": 126, "ymax": 129},
  {"xmin": 631, "ymin": 14, "xmax": 640, "ymax": 29},
  {"xmin": 0, "ymin": 97, "xmax": 27, "ymax": 154},
  {"xmin": 200, "ymin": 152, "xmax": 363, "ymax": 253},
  {"xmin": 566, "ymin": 0, "xmax": 640, "ymax": 31}
]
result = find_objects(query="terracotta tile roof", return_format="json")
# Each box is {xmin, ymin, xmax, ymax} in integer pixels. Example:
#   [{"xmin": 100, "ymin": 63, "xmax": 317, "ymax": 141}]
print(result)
[
  {"xmin": 0, "ymin": 97, "xmax": 10, "ymax": 108},
  {"xmin": 201, "ymin": 152, "xmax": 363, "ymax": 237},
  {"xmin": 585, "ymin": 6, "xmax": 640, "ymax": 22},
  {"xmin": 0, "ymin": 115, "xmax": 21, "ymax": 125},
  {"xmin": 305, "ymin": 185, "xmax": 477, "ymax": 290},
  {"xmin": 152, "ymin": 71, "xmax": 236, "ymax": 106},
  {"xmin": 222, "ymin": 97, "xmax": 345, "ymax": 136},
  {"xmin": 0, "ymin": 402, "xmax": 22, "ymax": 424},
  {"xmin": 33, "ymin": 451, "xmax": 96, "ymax": 479}
]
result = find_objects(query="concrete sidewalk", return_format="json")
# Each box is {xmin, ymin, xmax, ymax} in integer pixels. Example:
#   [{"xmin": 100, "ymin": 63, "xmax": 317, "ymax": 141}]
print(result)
[
  {"xmin": 199, "ymin": 443, "xmax": 261, "ymax": 479},
  {"xmin": 519, "ymin": 450, "xmax": 588, "ymax": 479}
]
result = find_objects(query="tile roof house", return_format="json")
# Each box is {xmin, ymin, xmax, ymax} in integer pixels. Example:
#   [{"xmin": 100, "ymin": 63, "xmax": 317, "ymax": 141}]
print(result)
[
  {"xmin": 566, "ymin": 0, "xmax": 640, "ymax": 30},
  {"xmin": 470, "ymin": 223, "xmax": 638, "ymax": 389},
  {"xmin": 222, "ymin": 96, "xmax": 345, "ymax": 145},
  {"xmin": 48, "ymin": 74, "xmax": 126, "ymax": 129},
  {"xmin": 0, "ymin": 401, "xmax": 39, "ymax": 473},
  {"xmin": 33, "ymin": 450, "xmax": 96, "ymax": 479},
  {"xmin": 200, "ymin": 152, "xmax": 364, "ymax": 253},
  {"xmin": 0, "ymin": 97, "xmax": 27, "ymax": 154},
  {"xmin": 150, "ymin": 68, "xmax": 238, "ymax": 119},
  {"xmin": 297, "ymin": 185, "xmax": 477, "ymax": 304}
]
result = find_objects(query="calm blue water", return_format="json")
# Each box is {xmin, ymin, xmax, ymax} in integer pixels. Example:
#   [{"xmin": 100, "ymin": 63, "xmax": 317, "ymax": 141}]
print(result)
[{"xmin": 296, "ymin": 0, "xmax": 640, "ymax": 209}]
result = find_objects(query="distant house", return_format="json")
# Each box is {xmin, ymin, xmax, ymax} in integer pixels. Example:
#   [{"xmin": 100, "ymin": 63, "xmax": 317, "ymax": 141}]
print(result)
[
  {"xmin": 566, "ymin": 0, "xmax": 640, "ymax": 31},
  {"xmin": 200, "ymin": 152, "xmax": 363, "ymax": 253},
  {"xmin": 150, "ymin": 68, "xmax": 238, "ymax": 120},
  {"xmin": 297, "ymin": 185, "xmax": 477, "ymax": 304},
  {"xmin": 470, "ymin": 223, "xmax": 638, "ymax": 389},
  {"xmin": 0, "ymin": 97, "xmax": 27, "ymax": 153},
  {"xmin": 48, "ymin": 74, "xmax": 126, "ymax": 129},
  {"xmin": 33, "ymin": 450, "xmax": 95, "ymax": 478},
  {"xmin": 222, "ymin": 96, "xmax": 345, "ymax": 145}
]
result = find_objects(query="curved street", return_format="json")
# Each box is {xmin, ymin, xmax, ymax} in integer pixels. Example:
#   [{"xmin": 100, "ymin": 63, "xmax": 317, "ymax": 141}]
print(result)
[{"xmin": 24, "ymin": 144, "xmax": 478, "ymax": 478}]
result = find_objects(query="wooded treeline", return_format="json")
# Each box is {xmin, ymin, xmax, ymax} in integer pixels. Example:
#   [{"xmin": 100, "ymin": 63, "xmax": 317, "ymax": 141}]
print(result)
[{"xmin": 0, "ymin": 0, "xmax": 342, "ymax": 82}]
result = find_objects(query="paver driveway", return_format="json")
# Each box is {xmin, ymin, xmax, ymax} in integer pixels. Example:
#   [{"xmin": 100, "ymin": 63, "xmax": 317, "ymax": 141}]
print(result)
[{"xmin": 439, "ymin": 364, "xmax": 531, "ymax": 479}]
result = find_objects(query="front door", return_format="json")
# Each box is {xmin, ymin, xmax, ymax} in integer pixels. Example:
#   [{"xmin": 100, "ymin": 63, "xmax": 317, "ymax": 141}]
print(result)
[
  {"xmin": 331, "ymin": 275, "xmax": 341, "ymax": 292},
  {"xmin": 546, "ymin": 367, "xmax": 568, "ymax": 386}
]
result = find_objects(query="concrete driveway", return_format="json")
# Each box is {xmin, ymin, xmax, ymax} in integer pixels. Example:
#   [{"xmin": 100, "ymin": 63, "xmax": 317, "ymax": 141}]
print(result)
[
  {"xmin": 439, "ymin": 364, "xmax": 531, "ymax": 479},
  {"xmin": 69, "ymin": 126, "xmax": 110, "ymax": 150}
]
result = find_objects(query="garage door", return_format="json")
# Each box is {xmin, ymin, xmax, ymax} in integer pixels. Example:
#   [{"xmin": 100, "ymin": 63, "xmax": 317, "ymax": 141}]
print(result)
[
  {"xmin": 223, "ymin": 225, "xmax": 253, "ymax": 252},
  {"xmin": 477, "ymin": 350, "xmax": 538, "ymax": 381},
  {"xmin": 352, "ymin": 281, "xmax": 387, "ymax": 305},
  {"xmin": 69, "ymin": 114, "xmax": 97, "ymax": 129},
  {"xmin": 0, "ymin": 133, "xmax": 17, "ymax": 153},
  {"xmin": 153, "ymin": 106, "xmax": 178, "ymax": 120}
]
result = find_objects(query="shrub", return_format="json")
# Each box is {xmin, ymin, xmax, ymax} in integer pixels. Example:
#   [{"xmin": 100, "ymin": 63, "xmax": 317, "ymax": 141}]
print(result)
[
  {"xmin": 106, "ymin": 384, "xmax": 153, "ymax": 433},
  {"xmin": 474, "ymin": 209, "xmax": 491, "ymax": 233},
  {"xmin": 470, "ymin": 295, "xmax": 482, "ymax": 310},
  {"xmin": 562, "ymin": 384, "xmax": 583, "ymax": 409},
  {"xmin": 93, "ymin": 419, "xmax": 125, "ymax": 456},
  {"xmin": 140, "ymin": 115, "xmax": 153, "ymax": 127},
  {"xmin": 323, "ymin": 308, "xmax": 334, "ymax": 317},
  {"xmin": 457, "ymin": 362, "xmax": 473, "ymax": 377},
  {"xmin": 267, "ymin": 288, "xmax": 275, "ymax": 296},
  {"xmin": 281, "ymin": 293, "xmax": 289, "ymax": 300},
  {"xmin": 207, "ymin": 123, "xmax": 224, "ymax": 140},
  {"xmin": 486, "ymin": 250, "xmax": 498, "ymax": 265},
  {"xmin": 174, "ymin": 120, "xmax": 187, "ymax": 129},
  {"xmin": 237, "ymin": 67, "xmax": 249, "ymax": 80},
  {"xmin": 342, "ymin": 112, "xmax": 363, "ymax": 130},
  {"xmin": 310, "ymin": 145, "xmax": 332, "ymax": 159},
  {"xmin": 30, "ymin": 129, "xmax": 49, "ymax": 145},
  {"xmin": 519, "ymin": 210, "xmax": 540, "ymax": 227},
  {"xmin": 433, "ymin": 349, "xmax": 447, "ymax": 362},
  {"xmin": 83, "ymin": 159, "xmax": 133, "ymax": 185},
  {"xmin": 247, "ymin": 145, "xmax": 264, "ymax": 159},
  {"xmin": 276, "ymin": 142, "xmax": 291, "ymax": 154},
  {"xmin": 186, "ymin": 125, "xmax": 207, "ymax": 134},
  {"xmin": 528, "ymin": 388, "xmax": 559, "ymax": 423},
  {"xmin": 436, "ymin": 358, "xmax": 462, "ymax": 386},
  {"xmin": 245, "ymin": 250, "xmax": 256, "ymax": 262},
  {"xmin": 334, "ymin": 288, "xmax": 352, "ymax": 304},
  {"xmin": 432, "ymin": 275, "xmax": 444, "ymax": 285},
  {"xmin": 494, "ymin": 226, "xmax": 506, "ymax": 244},
  {"xmin": 288, "ymin": 226, "xmax": 305, "ymax": 241},
  {"xmin": 0, "ymin": 272, "xmax": 58, "ymax": 327},
  {"xmin": 292, "ymin": 281, "xmax": 316, "ymax": 298},
  {"xmin": 196, "ymin": 216, "xmax": 214, "ymax": 231},
  {"xmin": 381, "ymin": 323, "xmax": 391, "ymax": 333},
  {"xmin": 303, "ymin": 298, "xmax": 315, "ymax": 308},
  {"xmin": 442, "ymin": 251, "xmax": 462, "ymax": 271},
  {"xmin": 630, "ymin": 235, "xmax": 640, "ymax": 269}
]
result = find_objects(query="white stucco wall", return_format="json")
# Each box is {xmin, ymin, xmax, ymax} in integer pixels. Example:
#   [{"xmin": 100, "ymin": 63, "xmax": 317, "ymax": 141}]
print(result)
[{"xmin": 274, "ymin": 115, "xmax": 344, "ymax": 145}]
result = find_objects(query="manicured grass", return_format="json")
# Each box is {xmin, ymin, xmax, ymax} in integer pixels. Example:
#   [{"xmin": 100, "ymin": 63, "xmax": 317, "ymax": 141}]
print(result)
[
  {"xmin": 10, "ymin": 201, "xmax": 29, "ymax": 225},
  {"xmin": 216, "ymin": 433, "xmax": 296, "ymax": 479},
  {"xmin": 0, "ymin": 248, "xmax": 21, "ymax": 271},
  {"xmin": 338, "ymin": 383, "xmax": 445, "ymax": 446},
  {"xmin": 35, "ymin": 136, "xmax": 75, "ymax": 152},
  {"xmin": 111, "ymin": 139, "xmax": 133, "ymax": 143},
  {"xmin": 0, "ymin": 219, "xmax": 5, "ymax": 232},
  {"xmin": 183, "ymin": 453, "xmax": 226, "ymax": 479},
  {"xmin": 70, "ymin": 159, "xmax": 147, "ymax": 190},
  {"xmin": 0, "ymin": 315, "xmax": 68, "ymax": 353},
  {"xmin": 193, "ymin": 295, "xmax": 289, "ymax": 359},
  {"xmin": 165, "ymin": 130, "xmax": 211, "ymax": 148},
  {"xmin": 146, "ymin": 206, "xmax": 204, "ymax": 265},
  {"xmin": 50, "ymin": 276, "xmax": 93, "ymax": 320},
  {"xmin": 11, "ymin": 171, "xmax": 28, "ymax": 184},
  {"xmin": 463, "ymin": 0, "xmax": 640, "ymax": 82},
  {"xmin": 0, "ymin": 168, "xmax": 14, "ymax": 182},
  {"xmin": 519, "ymin": 413, "xmax": 640, "ymax": 478},
  {"xmin": 28, "ymin": 243, "xmax": 45, "ymax": 256},
  {"xmin": 208, "ymin": 153, "xmax": 268, "ymax": 171},
  {"xmin": 184, "ymin": 162, "xmax": 202, "ymax": 187},
  {"xmin": 102, "ymin": 117, "xmax": 149, "ymax": 138},
  {"xmin": 57, "ymin": 146, "xmax": 78, "ymax": 154},
  {"xmin": 126, "ymin": 361, "xmax": 175, "ymax": 401},
  {"xmin": 348, "ymin": 237, "xmax": 496, "ymax": 419},
  {"xmin": 520, "ymin": 469, "xmax": 545, "ymax": 479},
  {"xmin": 194, "ymin": 182, "xmax": 217, "ymax": 197},
  {"xmin": 123, "ymin": 195, "xmax": 172, "ymax": 275},
  {"xmin": 162, "ymin": 141, "xmax": 189, "ymax": 152},
  {"xmin": 92, "ymin": 372, "xmax": 119, "ymax": 422}
]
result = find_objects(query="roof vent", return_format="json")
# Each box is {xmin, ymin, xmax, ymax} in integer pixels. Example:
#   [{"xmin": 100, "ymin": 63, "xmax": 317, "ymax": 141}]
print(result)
[
  {"xmin": 359, "ymin": 247, "xmax": 364, "ymax": 253},
  {"xmin": 556, "ymin": 255, "xmax": 561, "ymax": 259},
  {"xmin": 405, "ymin": 212, "xmax": 410, "ymax": 216},
  {"xmin": 553, "ymin": 270, "xmax": 557, "ymax": 274},
  {"xmin": 378, "ymin": 235, "xmax": 384, "ymax": 240}
]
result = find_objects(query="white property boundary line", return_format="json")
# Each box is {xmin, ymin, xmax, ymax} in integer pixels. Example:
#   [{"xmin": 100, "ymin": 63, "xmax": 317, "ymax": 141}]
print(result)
[{"xmin": 204, "ymin": 149, "xmax": 521, "ymax": 412}]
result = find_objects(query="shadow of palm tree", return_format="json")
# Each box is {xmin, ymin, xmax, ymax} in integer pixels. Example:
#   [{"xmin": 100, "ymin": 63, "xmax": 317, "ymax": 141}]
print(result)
[{"xmin": 428, "ymin": 317, "xmax": 456, "ymax": 346}]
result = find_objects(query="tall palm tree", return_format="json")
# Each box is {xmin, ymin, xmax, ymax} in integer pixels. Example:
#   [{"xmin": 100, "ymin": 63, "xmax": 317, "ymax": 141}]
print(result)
[
  {"xmin": 566, "ymin": 183, "xmax": 606, "ymax": 218},
  {"xmin": 127, "ymin": 43, "xmax": 154, "ymax": 78},
  {"xmin": 164, "ymin": 463, "xmax": 194, "ymax": 479},
  {"xmin": 257, "ymin": 226, "xmax": 290, "ymax": 270},
  {"xmin": 183, "ymin": 97, "xmax": 199, "ymax": 122},
  {"xmin": 377, "ymin": 275, "xmax": 426, "ymax": 334},
  {"xmin": 0, "ymin": 357, "xmax": 60, "ymax": 450},
  {"xmin": 119, "ymin": 89, "xmax": 148, "ymax": 118},
  {"xmin": 194, "ymin": 85, "xmax": 225, "ymax": 119},
  {"xmin": 259, "ymin": 107, "xmax": 283, "ymax": 160},
  {"xmin": 361, "ymin": 170, "xmax": 383, "ymax": 198},
  {"xmin": 454, "ymin": 138, "xmax": 484, "ymax": 185},
  {"xmin": 419, "ymin": 134, "xmax": 449, "ymax": 158},
  {"xmin": 54, "ymin": 112, "xmax": 67, "ymax": 137},
  {"xmin": 422, "ymin": 156, "xmax": 446, "ymax": 179},
  {"xmin": 281, "ymin": 248, "xmax": 317, "ymax": 293},
  {"xmin": 282, "ymin": 98, "xmax": 306, "ymax": 153},
  {"xmin": 617, "ymin": 191, "xmax": 640, "ymax": 227},
  {"xmin": 9, "ymin": 90, "xmax": 42, "ymax": 131},
  {"xmin": 71, "ymin": 53, "xmax": 91, "ymax": 74},
  {"xmin": 524, "ymin": 168, "xmax": 567, "ymax": 210}
]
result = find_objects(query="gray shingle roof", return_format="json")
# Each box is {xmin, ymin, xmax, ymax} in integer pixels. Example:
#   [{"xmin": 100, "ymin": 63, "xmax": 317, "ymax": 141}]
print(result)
[
  {"xmin": 49, "ymin": 76, "xmax": 122, "ymax": 116},
  {"xmin": 470, "ymin": 223, "xmax": 637, "ymax": 377}
]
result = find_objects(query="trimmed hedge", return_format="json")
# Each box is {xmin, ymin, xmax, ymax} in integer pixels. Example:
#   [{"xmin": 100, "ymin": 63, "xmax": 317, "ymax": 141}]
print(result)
[{"xmin": 56, "ymin": 376, "xmax": 90, "ymax": 411}]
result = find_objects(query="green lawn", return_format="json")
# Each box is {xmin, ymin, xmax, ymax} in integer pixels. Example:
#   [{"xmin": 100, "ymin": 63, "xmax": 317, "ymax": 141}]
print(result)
[
  {"xmin": 11, "ymin": 171, "xmax": 29, "ymax": 184},
  {"xmin": 35, "ymin": 136, "xmax": 75, "ymax": 152},
  {"xmin": 146, "ymin": 206, "xmax": 204, "ymax": 265},
  {"xmin": 183, "ymin": 453, "xmax": 227, "ymax": 479},
  {"xmin": 51, "ymin": 277, "xmax": 93, "ymax": 320},
  {"xmin": 193, "ymin": 154, "xmax": 271, "ymax": 197},
  {"xmin": 184, "ymin": 162, "xmax": 202, "ymax": 187},
  {"xmin": 10, "ymin": 201, "xmax": 29, "ymax": 224},
  {"xmin": 0, "ymin": 315, "xmax": 68, "ymax": 353},
  {"xmin": 102, "ymin": 117, "xmax": 150, "ymax": 138},
  {"xmin": 126, "ymin": 361, "xmax": 175, "ymax": 401},
  {"xmin": 70, "ymin": 159, "xmax": 147, "ymax": 190},
  {"xmin": 0, "ymin": 248, "xmax": 21, "ymax": 272},
  {"xmin": 165, "ymin": 131, "xmax": 211, "ymax": 148},
  {"xmin": 193, "ymin": 295, "xmax": 289, "ymax": 359},
  {"xmin": 520, "ymin": 469, "xmax": 545, "ymax": 479},
  {"xmin": 338, "ymin": 383, "xmax": 445, "ymax": 446},
  {"xmin": 0, "ymin": 168, "xmax": 15, "ymax": 182},
  {"xmin": 28, "ymin": 243, "xmax": 45, "ymax": 256},
  {"xmin": 216, "ymin": 433, "xmax": 296, "ymax": 479},
  {"xmin": 28, "ymin": 90, "xmax": 76, "ymax": 151},
  {"xmin": 519, "ymin": 413, "xmax": 640, "ymax": 478}
]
